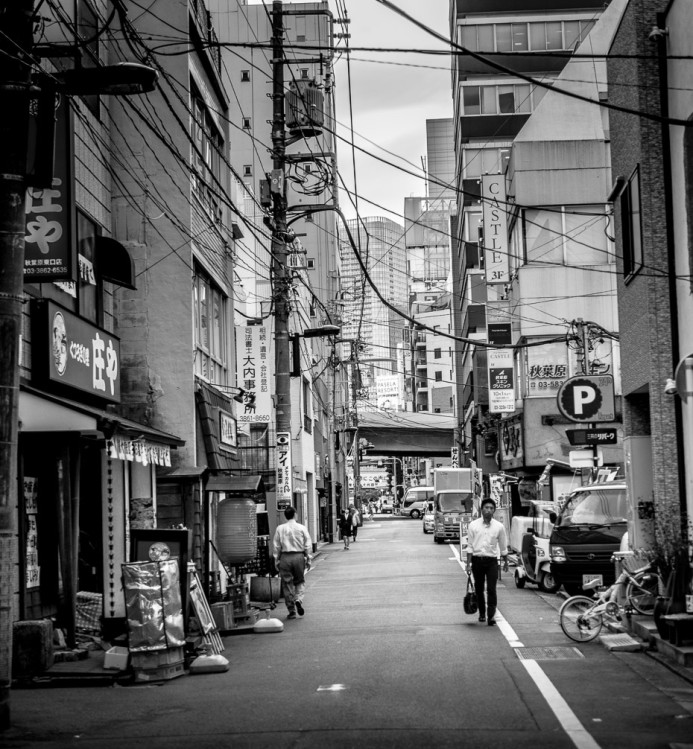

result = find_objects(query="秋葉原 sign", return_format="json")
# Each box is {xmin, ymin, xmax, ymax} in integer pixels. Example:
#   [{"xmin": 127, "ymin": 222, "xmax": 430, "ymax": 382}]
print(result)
[{"xmin": 33, "ymin": 300, "xmax": 121, "ymax": 403}]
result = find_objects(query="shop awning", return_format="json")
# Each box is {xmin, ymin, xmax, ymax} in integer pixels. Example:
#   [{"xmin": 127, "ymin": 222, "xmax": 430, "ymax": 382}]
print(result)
[
  {"xmin": 206, "ymin": 474, "xmax": 265, "ymax": 494},
  {"xmin": 21, "ymin": 384, "xmax": 184, "ymax": 446},
  {"xmin": 95, "ymin": 236, "xmax": 136, "ymax": 290}
]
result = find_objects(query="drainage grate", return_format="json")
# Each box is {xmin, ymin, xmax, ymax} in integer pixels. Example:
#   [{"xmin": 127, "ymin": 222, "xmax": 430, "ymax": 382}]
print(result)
[{"xmin": 516, "ymin": 646, "xmax": 585, "ymax": 661}]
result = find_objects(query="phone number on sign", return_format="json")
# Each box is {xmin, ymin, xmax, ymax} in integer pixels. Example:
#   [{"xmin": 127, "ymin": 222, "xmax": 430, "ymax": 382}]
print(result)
[{"xmin": 238, "ymin": 414, "xmax": 271, "ymax": 422}]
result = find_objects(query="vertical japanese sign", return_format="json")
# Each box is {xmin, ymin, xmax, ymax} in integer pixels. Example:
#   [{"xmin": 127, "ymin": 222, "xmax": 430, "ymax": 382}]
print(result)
[
  {"xmin": 451, "ymin": 446, "xmax": 459, "ymax": 467},
  {"xmin": 481, "ymin": 173, "xmax": 510, "ymax": 285},
  {"xmin": 24, "ymin": 477, "xmax": 40, "ymax": 589},
  {"xmin": 36, "ymin": 300, "xmax": 121, "ymax": 402},
  {"xmin": 24, "ymin": 96, "xmax": 73, "ymax": 282},
  {"xmin": 236, "ymin": 323, "xmax": 273, "ymax": 426},
  {"xmin": 488, "ymin": 348, "xmax": 515, "ymax": 413},
  {"xmin": 276, "ymin": 431, "xmax": 293, "ymax": 509}
]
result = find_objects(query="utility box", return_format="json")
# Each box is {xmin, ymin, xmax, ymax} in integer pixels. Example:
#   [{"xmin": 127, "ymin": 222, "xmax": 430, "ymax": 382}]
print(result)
[{"xmin": 624, "ymin": 436, "xmax": 655, "ymax": 550}]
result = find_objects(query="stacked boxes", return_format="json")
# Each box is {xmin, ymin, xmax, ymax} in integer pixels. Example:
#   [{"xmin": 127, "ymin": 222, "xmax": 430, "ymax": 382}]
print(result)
[{"xmin": 131, "ymin": 646, "xmax": 186, "ymax": 682}]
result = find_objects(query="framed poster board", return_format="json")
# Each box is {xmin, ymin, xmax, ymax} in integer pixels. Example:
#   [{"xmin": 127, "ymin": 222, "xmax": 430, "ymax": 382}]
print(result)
[{"xmin": 130, "ymin": 529, "xmax": 191, "ymax": 617}]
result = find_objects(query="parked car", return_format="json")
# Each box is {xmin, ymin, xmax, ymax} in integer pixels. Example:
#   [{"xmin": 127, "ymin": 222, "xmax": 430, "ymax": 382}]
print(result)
[
  {"xmin": 422, "ymin": 503, "xmax": 435, "ymax": 534},
  {"xmin": 550, "ymin": 480, "xmax": 628, "ymax": 596}
]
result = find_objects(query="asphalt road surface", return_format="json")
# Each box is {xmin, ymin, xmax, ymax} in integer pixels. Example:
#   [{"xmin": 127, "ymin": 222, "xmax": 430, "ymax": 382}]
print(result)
[{"xmin": 6, "ymin": 515, "xmax": 693, "ymax": 748}]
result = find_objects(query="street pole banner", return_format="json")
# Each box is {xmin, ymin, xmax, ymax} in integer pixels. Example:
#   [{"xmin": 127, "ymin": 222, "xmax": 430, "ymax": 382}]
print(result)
[
  {"xmin": 276, "ymin": 431, "xmax": 293, "ymax": 509},
  {"xmin": 236, "ymin": 323, "xmax": 274, "ymax": 427},
  {"xmin": 481, "ymin": 173, "xmax": 510, "ymax": 285},
  {"xmin": 488, "ymin": 348, "xmax": 515, "ymax": 413}
]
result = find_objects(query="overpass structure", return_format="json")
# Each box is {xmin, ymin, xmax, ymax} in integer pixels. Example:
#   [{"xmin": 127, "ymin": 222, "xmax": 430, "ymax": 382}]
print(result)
[{"xmin": 356, "ymin": 410, "xmax": 456, "ymax": 457}]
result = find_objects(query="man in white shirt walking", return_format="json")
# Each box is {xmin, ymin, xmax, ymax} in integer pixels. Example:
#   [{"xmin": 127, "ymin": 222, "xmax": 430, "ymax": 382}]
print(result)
[
  {"xmin": 273, "ymin": 506, "xmax": 312, "ymax": 619},
  {"xmin": 465, "ymin": 498, "xmax": 509, "ymax": 626}
]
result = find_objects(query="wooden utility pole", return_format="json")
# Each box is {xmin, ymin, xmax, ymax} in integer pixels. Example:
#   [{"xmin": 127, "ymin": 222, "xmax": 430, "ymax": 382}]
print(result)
[
  {"xmin": 271, "ymin": 1, "xmax": 293, "ymax": 512},
  {"xmin": 0, "ymin": 0, "xmax": 34, "ymax": 730}
]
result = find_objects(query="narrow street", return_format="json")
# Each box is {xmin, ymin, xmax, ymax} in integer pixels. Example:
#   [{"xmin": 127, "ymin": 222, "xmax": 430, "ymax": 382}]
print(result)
[{"xmin": 6, "ymin": 516, "xmax": 693, "ymax": 749}]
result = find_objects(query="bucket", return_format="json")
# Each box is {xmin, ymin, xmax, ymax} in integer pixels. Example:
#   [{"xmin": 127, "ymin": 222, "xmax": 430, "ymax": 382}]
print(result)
[{"xmin": 250, "ymin": 576, "xmax": 281, "ymax": 603}]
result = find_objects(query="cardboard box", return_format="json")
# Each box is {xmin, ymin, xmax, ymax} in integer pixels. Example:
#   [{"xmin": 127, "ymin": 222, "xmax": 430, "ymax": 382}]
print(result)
[
  {"xmin": 130, "ymin": 646, "xmax": 185, "ymax": 670},
  {"xmin": 133, "ymin": 661, "xmax": 185, "ymax": 682},
  {"xmin": 104, "ymin": 646, "xmax": 130, "ymax": 671},
  {"xmin": 211, "ymin": 601, "xmax": 234, "ymax": 630}
]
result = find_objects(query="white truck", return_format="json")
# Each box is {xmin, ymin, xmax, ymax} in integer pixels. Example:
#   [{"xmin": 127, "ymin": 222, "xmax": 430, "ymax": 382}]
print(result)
[{"xmin": 432, "ymin": 467, "xmax": 480, "ymax": 544}]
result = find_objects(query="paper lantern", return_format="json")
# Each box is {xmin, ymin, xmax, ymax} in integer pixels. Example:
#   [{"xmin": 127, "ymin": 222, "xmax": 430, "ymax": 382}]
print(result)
[{"xmin": 216, "ymin": 498, "xmax": 257, "ymax": 564}]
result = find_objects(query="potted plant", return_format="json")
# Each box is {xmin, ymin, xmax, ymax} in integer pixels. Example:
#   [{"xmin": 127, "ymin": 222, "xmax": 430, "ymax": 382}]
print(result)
[{"xmin": 650, "ymin": 503, "xmax": 692, "ymax": 638}]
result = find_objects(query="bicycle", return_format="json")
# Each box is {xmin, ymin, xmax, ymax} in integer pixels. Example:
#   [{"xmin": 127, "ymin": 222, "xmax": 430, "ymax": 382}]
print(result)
[{"xmin": 559, "ymin": 553, "xmax": 663, "ymax": 642}]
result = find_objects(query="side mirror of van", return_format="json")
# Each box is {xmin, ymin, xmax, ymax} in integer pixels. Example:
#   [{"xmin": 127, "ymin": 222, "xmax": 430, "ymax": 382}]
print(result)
[{"xmin": 549, "ymin": 511, "xmax": 557, "ymax": 524}]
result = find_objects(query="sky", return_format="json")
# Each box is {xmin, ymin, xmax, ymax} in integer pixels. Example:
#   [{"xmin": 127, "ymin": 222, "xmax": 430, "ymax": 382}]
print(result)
[
  {"xmin": 331, "ymin": 1, "xmax": 452, "ymax": 223},
  {"xmin": 249, "ymin": 0, "xmax": 453, "ymax": 225}
]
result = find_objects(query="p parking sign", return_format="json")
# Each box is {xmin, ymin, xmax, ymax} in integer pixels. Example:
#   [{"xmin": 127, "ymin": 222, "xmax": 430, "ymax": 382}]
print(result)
[{"xmin": 556, "ymin": 375, "xmax": 616, "ymax": 423}]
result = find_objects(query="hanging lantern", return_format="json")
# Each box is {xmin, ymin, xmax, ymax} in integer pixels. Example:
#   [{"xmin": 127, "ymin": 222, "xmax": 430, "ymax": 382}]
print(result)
[{"xmin": 216, "ymin": 498, "xmax": 257, "ymax": 565}]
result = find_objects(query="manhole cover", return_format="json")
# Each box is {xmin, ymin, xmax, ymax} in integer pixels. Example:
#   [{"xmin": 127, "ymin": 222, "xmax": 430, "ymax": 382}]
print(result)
[{"xmin": 516, "ymin": 646, "xmax": 584, "ymax": 661}]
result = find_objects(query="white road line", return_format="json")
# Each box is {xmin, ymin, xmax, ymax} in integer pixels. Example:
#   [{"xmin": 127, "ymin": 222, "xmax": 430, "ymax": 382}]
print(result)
[
  {"xmin": 520, "ymin": 660, "xmax": 601, "ymax": 749},
  {"xmin": 448, "ymin": 544, "xmax": 599, "ymax": 748}
]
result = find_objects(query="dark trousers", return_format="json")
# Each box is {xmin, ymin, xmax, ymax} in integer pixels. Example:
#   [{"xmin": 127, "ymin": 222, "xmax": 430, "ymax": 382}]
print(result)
[{"xmin": 471, "ymin": 556, "xmax": 499, "ymax": 620}]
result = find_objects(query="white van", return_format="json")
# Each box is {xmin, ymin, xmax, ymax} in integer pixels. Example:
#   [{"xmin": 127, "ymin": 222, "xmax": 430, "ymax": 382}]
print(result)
[{"xmin": 400, "ymin": 486, "xmax": 434, "ymax": 518}]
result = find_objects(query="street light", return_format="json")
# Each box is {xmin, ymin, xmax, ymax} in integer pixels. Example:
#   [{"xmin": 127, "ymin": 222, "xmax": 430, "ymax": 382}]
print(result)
[{"xmin": 53, "ymin": 62, "xmax": 159, "ymax": 96}]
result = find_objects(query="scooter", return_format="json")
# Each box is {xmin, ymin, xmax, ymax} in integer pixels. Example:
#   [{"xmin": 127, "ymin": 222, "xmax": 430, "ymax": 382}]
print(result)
[{"xmin": 514, "ymin": 527, "xmax": 561, "ymax": 594}]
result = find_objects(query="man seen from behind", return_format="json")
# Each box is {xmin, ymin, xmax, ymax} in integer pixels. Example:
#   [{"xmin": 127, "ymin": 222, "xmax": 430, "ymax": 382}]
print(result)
[{"xmin": 273, "ymin": 506, "xmax": 312, "ymax": 619}]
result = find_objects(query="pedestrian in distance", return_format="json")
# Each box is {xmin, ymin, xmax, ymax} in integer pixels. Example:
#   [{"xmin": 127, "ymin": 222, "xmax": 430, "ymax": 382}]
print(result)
[
  {"xmin": 465, "ymin": 498, "xmax": 509, "ymax": 626},
  {"xmin": 338, "ymin": 508, "xmax": 351, "ymax": 550},
  {"xmin": 348, "ymin": 503, "xmax": 359, "ymax": 542},
  {"xmin": 272, "ymin": 506, "xmax": 312, "ymax": 619}
]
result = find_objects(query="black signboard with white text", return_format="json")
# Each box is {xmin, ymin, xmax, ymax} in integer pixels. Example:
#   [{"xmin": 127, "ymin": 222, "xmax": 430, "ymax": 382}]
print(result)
[
  {"xmin": 32, "ymin": 300, "xmax": 121, "ymax": 403},
  {"xmin": 24, "ymin": 95, "xmax": 74, "ymax": 282}
]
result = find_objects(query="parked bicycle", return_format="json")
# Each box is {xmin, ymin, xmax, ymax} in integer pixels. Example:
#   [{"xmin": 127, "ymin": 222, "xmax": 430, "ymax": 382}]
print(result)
[{"xmin": 559, "ymin": 553, "xmax": 662, "ymax": 642}]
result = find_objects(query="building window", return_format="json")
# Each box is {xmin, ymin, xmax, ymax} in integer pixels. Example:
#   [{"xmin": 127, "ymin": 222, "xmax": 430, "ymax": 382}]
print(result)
[
  {"xmin": 434, "ymin": 348, "xmax": 441, "ymax": 359},
  {"xmin": 300, "ymin": 68, "xmax": 310, "ymax": 79},
  {"xmin": 243, "ymin": 165, "xmax": 252, "ymax": 177},
  {"xmin": 435, "ymin": 371, "xmax": 443, "ymax": 382},
  {"xmin": 462, "ymin": 83, "xmax": 541, "ymax": 116},
  {"xmin": 302, "ymin": 376, "xmax": 312, "ymax": 433},
  {"xmin": 241, "ymin": 70, "xmax": 250, "ymax": 82},
  {"xmin": 462, "ymin": 20, "xmax": 595, "ymax": 53},
  {"xmin": 242, "ymin": 117, "xmax": 251, "ymax": 129},
  {"xmin": 621, "ymin": 166, "xmax": 643, "ymax": 281},
  {"xmin": 306, "ymin": 258, "xmax": 315, "ymax": 269},
  {"xmin": 191, "ymin": 85, "xmax": 224, "ymax": 223},
  {"xmin": 193, "ymin": 272, "xmax": 228, "ymax": 385},
  {"xmin": 76, "ymin": 210, "xmax": 100, "ymax": 324},
  {"xmin": 463, "ymin": 147, "xmax": 511, "ymax": 178}
]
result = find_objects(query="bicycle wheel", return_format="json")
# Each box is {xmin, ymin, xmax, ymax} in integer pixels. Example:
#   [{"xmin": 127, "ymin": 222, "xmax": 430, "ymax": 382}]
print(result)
[
  {"xmin": 559, "ymin": 595, "xmax": 603, "ymax": 642},
  {"xmin": 626, "ymin": 573, "xmax": 662, "ymax": 616}
]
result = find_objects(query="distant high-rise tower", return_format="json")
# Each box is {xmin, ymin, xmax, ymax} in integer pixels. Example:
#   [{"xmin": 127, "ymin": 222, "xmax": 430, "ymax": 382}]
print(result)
[{"xmin": 340, "ymin": 217, "xmax": 408, "ymax": 376}]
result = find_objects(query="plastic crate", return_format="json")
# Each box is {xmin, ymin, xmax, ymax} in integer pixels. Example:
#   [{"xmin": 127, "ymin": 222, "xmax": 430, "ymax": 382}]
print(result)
[{"xmin": 133, "ymin": 660, "xmax": 186, "ymax": 682}]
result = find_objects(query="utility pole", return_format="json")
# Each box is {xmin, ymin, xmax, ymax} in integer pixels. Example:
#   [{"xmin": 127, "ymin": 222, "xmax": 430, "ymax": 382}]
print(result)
[
  {"xmin": 0, "ymin": 0, "xmax": 33, "ymax": 729},
  {"xmin": 577, "ymin": 318, "xmax": 601, "ymax": 479},
  {"xmin": 270, "ymin": 1, "xmax": 293, "ymax": 514}
]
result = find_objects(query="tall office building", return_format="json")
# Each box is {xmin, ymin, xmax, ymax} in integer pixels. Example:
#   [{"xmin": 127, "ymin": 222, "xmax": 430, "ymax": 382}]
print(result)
[
  {"xmin": 449, "ymin": 1, "xmax": 612, "ymax": 473},
  {"xmin": 340, "ymin": 217, "xmax": 408, "ymax": 399}
]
